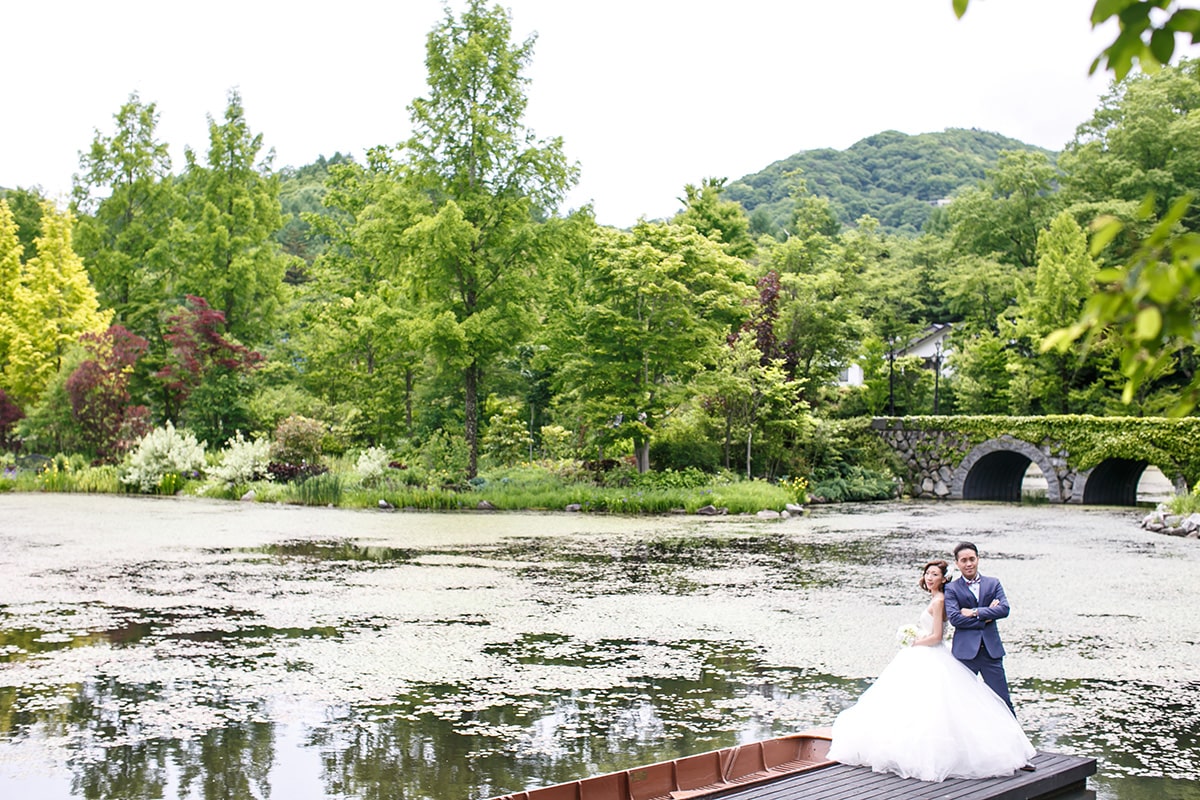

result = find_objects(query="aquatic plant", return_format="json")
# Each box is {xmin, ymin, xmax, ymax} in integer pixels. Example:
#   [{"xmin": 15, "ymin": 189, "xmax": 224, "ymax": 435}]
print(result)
[{"xmin": 287, "ymin": 472, "xmax": 344, "ymax": 506}]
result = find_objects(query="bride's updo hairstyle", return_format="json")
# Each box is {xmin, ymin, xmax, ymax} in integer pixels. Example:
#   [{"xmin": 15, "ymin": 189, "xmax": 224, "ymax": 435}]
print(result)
[{"xmin": 919, "ymin": 559, "xmax": 949, "ymax": 592}]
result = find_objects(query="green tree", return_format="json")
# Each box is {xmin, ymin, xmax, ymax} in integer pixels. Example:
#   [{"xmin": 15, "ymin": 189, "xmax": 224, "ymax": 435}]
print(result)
[
  {"xmin": 947, "ymin": 150, "xmax": 1061, "ymax": 269},
  {"xmin": 935, "ymin": 254, "xmax": 1021, "ymax": 335},
  {"xmin": 297, "ymin": 150, "xmax": 428, "ymax": 445},
  {"xmin": 72, "ymin": 93, "xmax": 179, "ymax": 335},
  {"xmin": 948, "ymin": 330, "xmax": 1018, "ymax": 414},
  {"xmin": 0, "ymin": 200, "xmax": 22, "ymax": 380},
  {"xmin": 174, "ymin": 89, "xmax": 292, "ymax": 345},
  {"xmin": 0, "ymin": 186, "xmax": 45, "ymax": 259},
  {"xmin": 400, "ymin": 0, "xmax": 578, "ymax": 478},
  {"xmin": 673, "ymin": 177, "xmax": 757, "ymax": 259},
  {"xmin": 1061, "ymin": 58, "xmax": 1200, "ymax": 229},
  {"xmin": 2, "ymin": 202, "xmax": 112, "ymax": 407},
  {"xmin": 955, "ymin": 1, "xmax": 1200, "ymax": 414},
  {"xmin": 552, "ymin": 221, "xmax": 752, "ymax": 472},
  {"xmin": 1010, "ymin": 212, "xmax": 1100, "ymax": 412},
  {"xmin": 700, "ymin": 333, "xmax": 807, "ymax": 478}
]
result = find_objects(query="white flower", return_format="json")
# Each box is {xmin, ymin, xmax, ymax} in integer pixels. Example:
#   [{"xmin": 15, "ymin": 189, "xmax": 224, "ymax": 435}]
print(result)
[{"xmin": 896, "ymin": 623, "xmax": 919, "ymax": 647}]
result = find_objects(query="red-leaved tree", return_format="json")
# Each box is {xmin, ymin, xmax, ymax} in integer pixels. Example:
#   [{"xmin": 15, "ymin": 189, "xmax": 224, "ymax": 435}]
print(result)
[
  {"xmin": 0, "ymin": 388, "xmax": 24, "ymax": 453},
  {"xmin": 155, "ymin": 296, "xmax": 263, "ymax": 442},
  {"xmin": 65, "ymin": 325, "xmax": 151, "ymax": 462}
]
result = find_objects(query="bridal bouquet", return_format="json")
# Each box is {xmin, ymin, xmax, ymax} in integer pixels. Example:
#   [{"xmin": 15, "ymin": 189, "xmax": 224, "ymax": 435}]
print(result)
[{"xmin": 895, "ymin": 623, "xmax": 919, "ymax": 647}]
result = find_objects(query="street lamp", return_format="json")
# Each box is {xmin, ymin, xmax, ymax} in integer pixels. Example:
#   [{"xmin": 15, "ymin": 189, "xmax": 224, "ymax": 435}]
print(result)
[{"xmin": 933, "ymin": 340, "xmax": 943, "ymax": 415}]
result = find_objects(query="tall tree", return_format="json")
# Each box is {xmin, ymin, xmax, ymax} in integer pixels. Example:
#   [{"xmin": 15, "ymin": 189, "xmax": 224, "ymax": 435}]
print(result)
[
  {"xmin": 674, "ymin": 177, "xmax": 757, "ymax": 259},
  {"xmin": 954, "ymin": 1, "xmax": 1200, "ymax": 413},
  {"xmin": 72, "ymin": 93, "xmax": 178, "ymax": 335},
  {"xmin": 175, "ymin": 89, "xmax": 292, "ymax": 345},
  {"xmin": 1061, "ymin": 58, "xmax": 1200, "ymax": 230},
  {"xmin": 0, "ymin": 186, "xmax": 45, "ymax": 259},
  {"xmin": 552, "ymin": 221, "xmax": 752, "ymax": 472},
  {"xmin": 0, "ymin": 200, "xmax": 23, "ymax": 380},
  {"xmin": 400, "ymin": 0, "xmax": 577, "ymax": 477},
  {"xmin": 1010, "ymin": 211, "xmax": 1100, "ymax": 413},
  {"xmin": 947, "ymin": 150, "xmax": 1061, "ymax": 269},
  {"xmin": 300, "ymin": 150, "xmax": 428, "ymax": 444},
  {"xmin": 2, "ymin": 202, "xmax": 112, "ymax": 407}
]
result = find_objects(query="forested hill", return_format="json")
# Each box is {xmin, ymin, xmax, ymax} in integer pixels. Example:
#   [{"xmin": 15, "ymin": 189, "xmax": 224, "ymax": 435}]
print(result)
[{"xmin": 724, "ymin": 128, "xmax": 1056, "ymax": 235}]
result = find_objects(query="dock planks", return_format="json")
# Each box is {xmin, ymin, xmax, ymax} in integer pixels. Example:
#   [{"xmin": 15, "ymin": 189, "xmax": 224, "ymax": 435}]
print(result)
[{"xmin": 705, "ymin": 750, "xmax": 1096, "ymax": 800}]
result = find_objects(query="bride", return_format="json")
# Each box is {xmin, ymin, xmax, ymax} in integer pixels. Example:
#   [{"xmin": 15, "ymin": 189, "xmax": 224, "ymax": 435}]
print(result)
[{"xmin": 826, "ymin": 559, "xmax": 1036, "ymax": 782}]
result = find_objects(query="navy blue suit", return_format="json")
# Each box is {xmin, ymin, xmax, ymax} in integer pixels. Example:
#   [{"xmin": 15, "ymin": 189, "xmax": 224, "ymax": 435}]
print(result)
[{"xmin": 944, "ymin": 575, "xmax": 1015, "ymax": 714}]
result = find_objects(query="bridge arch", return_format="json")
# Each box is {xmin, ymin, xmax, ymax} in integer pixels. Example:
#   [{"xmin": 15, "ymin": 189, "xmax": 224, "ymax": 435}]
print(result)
[
  {"xmin": 1071, "ymin": 458, "xmax": 1188, "ymax": 505},
  {"xmin": 951, "ymin": 437, "xmax": 1062, "ymax": 503}
]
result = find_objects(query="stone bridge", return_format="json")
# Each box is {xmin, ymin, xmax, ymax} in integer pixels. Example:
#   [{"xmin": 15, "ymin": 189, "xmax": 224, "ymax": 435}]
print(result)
[{"xmin": 871, "ymin": 416, "xmax": 1200, "ymax": 505}]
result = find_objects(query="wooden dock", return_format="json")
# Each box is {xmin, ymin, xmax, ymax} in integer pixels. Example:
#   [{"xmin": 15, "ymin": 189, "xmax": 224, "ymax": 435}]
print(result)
[
  {"xmin": 488, "ymin": 732, "xmax": 1096, "ymax": 800},
  {"xmin": 710, "ymin": 749, "xmax": 1096, "ymax": 800}
]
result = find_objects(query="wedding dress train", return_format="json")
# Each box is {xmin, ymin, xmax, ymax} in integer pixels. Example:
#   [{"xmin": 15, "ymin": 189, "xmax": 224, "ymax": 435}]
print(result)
[{"xmin": 826, "ymin": 609, "xmax": 1036, "ymax": 782}]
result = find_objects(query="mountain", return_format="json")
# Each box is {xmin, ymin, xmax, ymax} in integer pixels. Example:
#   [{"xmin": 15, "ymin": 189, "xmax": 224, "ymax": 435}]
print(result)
[{"xmin": 723, "ymin": 128, "xmax": 1056, "ymax": 235}]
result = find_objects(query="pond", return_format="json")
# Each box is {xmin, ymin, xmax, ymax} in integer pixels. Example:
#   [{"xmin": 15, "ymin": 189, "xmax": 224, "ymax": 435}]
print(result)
[{"xmin": 0, "ymin": 494, "xmax": 1196, "ymax": 799}]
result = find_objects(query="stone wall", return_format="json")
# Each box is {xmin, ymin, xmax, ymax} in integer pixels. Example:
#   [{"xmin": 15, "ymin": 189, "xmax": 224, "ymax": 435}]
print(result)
[{"xmin": 874, "ymin": 425, "xmax": 974, "ymax": 499}]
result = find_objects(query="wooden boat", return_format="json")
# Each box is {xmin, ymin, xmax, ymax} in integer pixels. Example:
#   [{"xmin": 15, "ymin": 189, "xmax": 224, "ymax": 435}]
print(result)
[
  {"xmin": 487, "ymin": 730, "xmax": 1099, "ymax": 800},
  {"xmin": 487, "ymin": 731, "xmax": 834, "ymax": 800}
]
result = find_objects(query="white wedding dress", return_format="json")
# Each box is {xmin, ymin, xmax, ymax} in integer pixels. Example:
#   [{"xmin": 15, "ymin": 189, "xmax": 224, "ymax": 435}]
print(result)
[{"xmin": 826, "ymin": 607, "xmax": 1036, "ymax": 782}]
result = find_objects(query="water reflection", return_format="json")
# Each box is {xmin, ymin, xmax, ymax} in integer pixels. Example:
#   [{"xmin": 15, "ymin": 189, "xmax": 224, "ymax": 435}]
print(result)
[{"xmin": 0, "ymin": 496, "xmax": 1197, "ymax": 800}]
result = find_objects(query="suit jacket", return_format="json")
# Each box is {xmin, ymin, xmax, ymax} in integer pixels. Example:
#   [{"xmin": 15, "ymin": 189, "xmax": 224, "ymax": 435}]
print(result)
[{"xmin": 945, "ymin": 575, "xmax": 1009, "ymax": 660}]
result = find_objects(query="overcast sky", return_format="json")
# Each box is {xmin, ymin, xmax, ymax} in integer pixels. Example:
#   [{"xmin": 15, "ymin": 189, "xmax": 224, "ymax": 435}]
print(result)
[{"xmin": 4, "ymin": 0, "xmax": 1117, "ymax": 228}]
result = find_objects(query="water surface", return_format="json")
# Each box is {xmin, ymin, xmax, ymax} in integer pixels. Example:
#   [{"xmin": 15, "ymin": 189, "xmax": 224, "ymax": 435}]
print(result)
[{"xmin": 0, "ymin": 494, "xmax": 1196, "ymax": 799}]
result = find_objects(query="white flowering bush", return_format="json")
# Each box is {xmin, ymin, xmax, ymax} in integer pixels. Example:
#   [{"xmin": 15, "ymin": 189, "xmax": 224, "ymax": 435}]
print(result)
[
  {"xmin": 121, "ymin": 422, "xmax": 207, "ymax": 493},
  {"xmin": 355, "ymin": 446, "xmax": 391, "ymax": 488},
  {"xmin": 209, "ymin": 432, "xmax": 273, "ymax": 487}
]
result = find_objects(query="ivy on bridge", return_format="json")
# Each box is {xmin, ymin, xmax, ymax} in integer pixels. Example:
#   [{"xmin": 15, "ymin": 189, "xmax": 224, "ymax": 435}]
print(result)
[{"xmin": 871, "ymin": 415, "xmax": 1200, "ymax": 505}]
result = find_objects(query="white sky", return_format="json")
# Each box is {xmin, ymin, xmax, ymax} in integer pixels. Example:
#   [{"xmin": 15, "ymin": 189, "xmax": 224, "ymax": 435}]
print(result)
[{"xmin": 4, "ymin": 0, "xmax": 1118, "ymax": 228}]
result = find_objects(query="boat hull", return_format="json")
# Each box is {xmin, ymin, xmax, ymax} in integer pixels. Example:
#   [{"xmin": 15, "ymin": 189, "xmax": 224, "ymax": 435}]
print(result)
[{"xmin": 488, "ymin": 732, "xmax": 834, "ymax": 800}]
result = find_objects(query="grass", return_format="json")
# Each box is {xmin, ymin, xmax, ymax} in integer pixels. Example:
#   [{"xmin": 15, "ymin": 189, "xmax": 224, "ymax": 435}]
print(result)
[{"xmin": 0, "ymin": 456, "xmax": 802, "ymax": 515}]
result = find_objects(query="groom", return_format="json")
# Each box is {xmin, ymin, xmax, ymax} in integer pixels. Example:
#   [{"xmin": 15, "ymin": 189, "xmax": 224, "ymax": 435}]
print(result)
[{"xmin": 944, "ymin": 541, "xmax": 1016, "ymax": 716}]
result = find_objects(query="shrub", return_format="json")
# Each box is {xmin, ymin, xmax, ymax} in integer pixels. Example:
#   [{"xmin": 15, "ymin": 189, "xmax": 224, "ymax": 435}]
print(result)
[
  {"xmin": 272, "ymin": 414, "xmax": 326, "ymax": 465},
  {"xmin": 538, "ymin": 424, "xmax": 574, "ymax": 460},
  {"xmin": 121, "ymin": 422, "xmax": 207, "ymax": 493},
  {"xmin": 209, "ymin": 432, "xmax": 273, "ymax": 487},
  {"xmin": 482, "ymin": 400, "xmax": 533, "ymax": 466},
  {"xmin": 416, "ymin": 429, "xmax": 469, "ymax": 486},
  {"xmin": 354, "ymin": 446, "xmax": 391, "ymax": 488},
  {"xmin": 267, "ymin": 461, "xmax": 329, "ymax": 483},
  {"xmin": 72, "ymin": 465, "xmax": 121, "ymax": 493},
  {"xmin": 629, "ymin": 467, "xmax": 712, "ymax": 490},
  {"xmin": 810, "ymin": 464, "xmax": 897, "ymax": 503}
]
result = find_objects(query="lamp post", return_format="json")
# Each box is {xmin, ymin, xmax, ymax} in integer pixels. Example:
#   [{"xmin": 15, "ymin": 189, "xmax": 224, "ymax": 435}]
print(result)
[
  {"xmin": 887, "ymin": 336, "xmax": 896, "ymax": 417},
  {"xmin": 933, "ymin": 340, "xmax": 942, "ymax": 415}
]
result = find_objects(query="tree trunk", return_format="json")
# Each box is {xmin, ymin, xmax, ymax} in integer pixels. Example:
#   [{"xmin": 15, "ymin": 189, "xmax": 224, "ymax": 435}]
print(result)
[
  {"xmin": 405, "ymin": 368, "xmax": 413, "ymax": 431},
  {"xmin": 465, "ymin": 361, "xmax": 479, "ymax": 479},
  {"xmin": 635, "ymin": 440, "xmax": 650, "ymax": 473}
]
